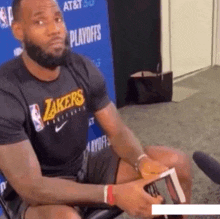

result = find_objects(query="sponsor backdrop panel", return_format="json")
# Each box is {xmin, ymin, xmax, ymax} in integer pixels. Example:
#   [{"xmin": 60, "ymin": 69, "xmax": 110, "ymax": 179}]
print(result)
[{"xmin": 0, "ymin": 0, "xmax": 115, "ymax": 214}]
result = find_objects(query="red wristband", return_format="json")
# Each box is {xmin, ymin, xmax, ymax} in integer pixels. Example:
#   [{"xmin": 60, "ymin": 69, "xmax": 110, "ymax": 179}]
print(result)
[{"xmin": 107, "ymin": 185, "xmax": 115, "ymax": 206}]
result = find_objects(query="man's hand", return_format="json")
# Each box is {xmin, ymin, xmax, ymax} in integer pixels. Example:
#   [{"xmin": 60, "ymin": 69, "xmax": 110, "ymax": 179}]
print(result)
[
  {"xmin": 113, "ymin": 177, "xmax": 163, "ymax": 218},
  {"xmin": 139, "ymin": 156, "xmax": 169, "ymax": 179}
]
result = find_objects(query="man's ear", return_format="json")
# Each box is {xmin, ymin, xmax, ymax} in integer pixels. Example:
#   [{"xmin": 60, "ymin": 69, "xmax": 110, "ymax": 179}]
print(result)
[{"xmin": 11, "ymin": 21, "xmax": 24, "ymax": 42}]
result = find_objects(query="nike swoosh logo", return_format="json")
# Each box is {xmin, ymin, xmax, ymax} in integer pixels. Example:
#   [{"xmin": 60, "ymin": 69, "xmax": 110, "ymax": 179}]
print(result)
[{"xmin": 55, "ymin": 121, "xmax": 68, "ymax": 133}]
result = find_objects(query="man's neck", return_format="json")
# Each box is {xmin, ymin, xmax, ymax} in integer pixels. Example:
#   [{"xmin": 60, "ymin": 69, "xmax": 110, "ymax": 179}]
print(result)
[{"xmin": 22, "ymin": 51, "xmax": 60, "ymax": 82}]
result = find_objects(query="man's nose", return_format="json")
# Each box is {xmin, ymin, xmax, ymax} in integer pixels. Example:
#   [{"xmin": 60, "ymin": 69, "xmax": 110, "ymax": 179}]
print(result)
[{"xmin": 47, "ymin": 21, "xmax": 60, "ymax": 35}]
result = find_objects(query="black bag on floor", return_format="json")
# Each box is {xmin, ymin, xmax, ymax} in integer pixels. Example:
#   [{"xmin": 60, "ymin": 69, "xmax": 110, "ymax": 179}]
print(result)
[{"xmin": 126, "ymin": 71, "xmax": 173, "ymax": 104}]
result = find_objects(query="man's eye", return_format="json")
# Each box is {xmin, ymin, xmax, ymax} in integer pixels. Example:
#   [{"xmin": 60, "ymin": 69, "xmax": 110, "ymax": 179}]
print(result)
[
  {"xmin": 55, "ymin": 17, "xmax": 63, "ymax": 23},
  {"xmin": 34, "ymin": 20, "xmax": 44, "ymax": 25}
]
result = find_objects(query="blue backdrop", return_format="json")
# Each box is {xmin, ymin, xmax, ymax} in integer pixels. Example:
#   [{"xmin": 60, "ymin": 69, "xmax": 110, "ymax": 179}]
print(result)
[{"xmin": 0, "ymin": 0, "xmax": 115, "ymax": 215}]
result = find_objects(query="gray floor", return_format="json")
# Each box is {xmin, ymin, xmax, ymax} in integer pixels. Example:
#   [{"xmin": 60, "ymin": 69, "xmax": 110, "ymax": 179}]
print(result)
[{"xmin": 116, "ymin": 66, "xmax": 220, "ymax": 219}]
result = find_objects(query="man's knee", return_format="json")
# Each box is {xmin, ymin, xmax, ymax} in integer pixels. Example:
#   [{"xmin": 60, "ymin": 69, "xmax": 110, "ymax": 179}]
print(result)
[
  {"xmin": 50, "ymin": 206, "xmax": 81, "ymax": 219},
  {"xmin": 168, "ymin": 150, "xmax": 192, "ymax": 180},
  {"xmin": 25, "ymin": 205, "xmax": 81, "ymax": 219},
  {"xmin": 144, "ymin": 145, "xmax": 192, "ymax": 179}
]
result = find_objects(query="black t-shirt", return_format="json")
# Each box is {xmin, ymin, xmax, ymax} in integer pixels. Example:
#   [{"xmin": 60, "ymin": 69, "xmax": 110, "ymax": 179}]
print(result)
[{"xmin": 0, "ymin": 53, "xmax": 110, "ymax": 177}]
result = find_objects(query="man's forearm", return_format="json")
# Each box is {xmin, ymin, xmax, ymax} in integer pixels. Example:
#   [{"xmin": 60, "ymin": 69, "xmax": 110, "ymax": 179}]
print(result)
[
  {"xmin": 18, "ymin": 176, "xmax": 105, "ymax": 206},
  {"xmin": 108, "ymin": 125, "xmax": 146, "ymax": 168}
]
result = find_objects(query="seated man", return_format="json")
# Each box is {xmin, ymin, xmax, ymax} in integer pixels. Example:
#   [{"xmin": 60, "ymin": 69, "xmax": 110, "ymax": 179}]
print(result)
[{"xmin": 0, "ymin": 0, "xmax": 192, "ymax": 218}]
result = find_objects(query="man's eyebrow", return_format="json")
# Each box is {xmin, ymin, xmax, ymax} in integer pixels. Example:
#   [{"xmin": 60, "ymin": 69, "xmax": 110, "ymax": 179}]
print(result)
[
  {"xmin": 32, "ymin": 11, "xmax": 44, "ymax": 18},
  {"xmin": 54, "ymin": 11, "xmax": 63, "ymax": 16},
  {"xmin": 32, "ymin": 10, "xmax": 62, "ymax": 18}
]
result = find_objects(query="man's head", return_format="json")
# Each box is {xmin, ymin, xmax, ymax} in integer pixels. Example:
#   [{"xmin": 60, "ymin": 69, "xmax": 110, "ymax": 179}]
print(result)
[{"xmin": 12, "ymin": 0, "xmax": 70, "ymax": 69}]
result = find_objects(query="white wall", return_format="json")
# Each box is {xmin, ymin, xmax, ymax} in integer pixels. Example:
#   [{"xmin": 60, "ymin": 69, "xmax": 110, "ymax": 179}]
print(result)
[
  {"xmin": 162, "ymin": 0, "xmax": 214, "ymax": 78},
  {"xmin": 215, "ymin": 0, "xmax": 220, "ymax": 65}
]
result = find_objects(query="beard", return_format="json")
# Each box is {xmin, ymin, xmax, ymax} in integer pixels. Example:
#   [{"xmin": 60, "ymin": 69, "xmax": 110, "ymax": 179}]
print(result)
[{"xmin": 23, "ymin": 34, "xmax": 71, "ymax": 70}]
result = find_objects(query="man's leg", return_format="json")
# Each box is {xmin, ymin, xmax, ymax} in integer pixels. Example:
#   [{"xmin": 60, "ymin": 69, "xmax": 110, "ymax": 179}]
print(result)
[
  {"xmin": 24, "ymin": 205, "xmax": 81, "ymax": 219},
  {"xmin": 116, "ymin": 145, "xmax": 192, "ymax": 204}
]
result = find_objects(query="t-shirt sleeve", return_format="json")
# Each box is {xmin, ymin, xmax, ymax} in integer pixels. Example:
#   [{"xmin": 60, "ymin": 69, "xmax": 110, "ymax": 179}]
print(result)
[
  {"xmin": 81, "ymin": 56, "xmax": 111, "ymax": 112},
  {"xmin": 0, "ymin": 89, "xmax": 28, "ymax": 145}
]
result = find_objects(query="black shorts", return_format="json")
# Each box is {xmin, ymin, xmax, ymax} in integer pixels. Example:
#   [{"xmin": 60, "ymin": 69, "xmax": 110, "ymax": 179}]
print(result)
[{"xmin": 2, "ymin": 145, "xmax": 120, "ymax": 219}]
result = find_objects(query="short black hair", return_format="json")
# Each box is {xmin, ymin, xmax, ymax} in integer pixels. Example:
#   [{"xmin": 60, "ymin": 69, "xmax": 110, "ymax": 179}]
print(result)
[{"xmin": 12, "ymin": 0, "xmax": 23, "ymax": 21}]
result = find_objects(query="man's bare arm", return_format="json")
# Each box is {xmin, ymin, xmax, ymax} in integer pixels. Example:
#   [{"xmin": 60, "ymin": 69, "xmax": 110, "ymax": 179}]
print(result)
[
  {"xmin": 0, "ymin": 125, "xmax": 163, "ymax": 217},
  {"xmin": 94, "ymin": 102, "xmax": 168, "ymax": 175},
  {"xmin": 94, "ymin": 102, "xmax": 145, "ymax": 167},
  {"xmin": 0, "ymin": 140, "xmax": 104, "ymax": 206},
  {"xmin": 0, "ymin": 139, "xmax": 163, "ymax": 217}
]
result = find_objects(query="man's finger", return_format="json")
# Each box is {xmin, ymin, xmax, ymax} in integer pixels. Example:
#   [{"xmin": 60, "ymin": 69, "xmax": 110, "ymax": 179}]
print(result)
[
  {"xmin": 143, "ymin": 191, "xmax": 164, "ymax": 204},
  {"xmin": 142, "ymin": 174, "xmax": 160, "ymax": 184},
  {"xmin": 138, "ymin": 194, "xmax": 164, "ymax": 217}
]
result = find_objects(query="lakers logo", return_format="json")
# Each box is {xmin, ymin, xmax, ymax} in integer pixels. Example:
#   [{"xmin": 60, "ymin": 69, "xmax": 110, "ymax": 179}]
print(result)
[{"xmin": 43, "ymin": 89, "xmax": 85, "ymax": 122}]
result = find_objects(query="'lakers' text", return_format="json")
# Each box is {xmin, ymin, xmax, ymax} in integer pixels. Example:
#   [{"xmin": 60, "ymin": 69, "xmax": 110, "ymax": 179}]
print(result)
[{"xmin": 43, "ymin": 89, "xmax": 85, "ymax": 122}]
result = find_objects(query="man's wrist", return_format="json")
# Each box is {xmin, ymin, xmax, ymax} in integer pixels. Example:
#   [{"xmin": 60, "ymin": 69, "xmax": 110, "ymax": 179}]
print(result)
[
  {"xmin": 103, "ymin": 185, "xmax": 116, "ymax": 206},
  {"xmin": 134, "ymin": 154, "xmax": 149, "ymax": 172},
  {"xmin": 104, "ymin": 185, "xmax": 108, "ymax": 204}
]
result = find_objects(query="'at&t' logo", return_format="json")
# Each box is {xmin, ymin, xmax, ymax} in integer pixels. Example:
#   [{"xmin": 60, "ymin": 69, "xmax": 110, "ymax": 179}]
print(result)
[
  {"xmin": 63, "ymin": 0, "xmax": 95, "ymax": 11},
  {"xmin": 0, "ymin": 7, "xmax": 13, "ymax": 29}
]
